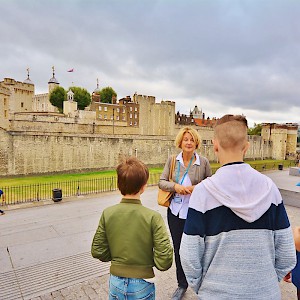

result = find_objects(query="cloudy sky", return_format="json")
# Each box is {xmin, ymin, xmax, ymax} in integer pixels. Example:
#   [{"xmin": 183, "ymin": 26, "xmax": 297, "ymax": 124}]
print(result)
[{"xmin": 1, "ymin": 0, "xmax": 300, "ymax": 127}]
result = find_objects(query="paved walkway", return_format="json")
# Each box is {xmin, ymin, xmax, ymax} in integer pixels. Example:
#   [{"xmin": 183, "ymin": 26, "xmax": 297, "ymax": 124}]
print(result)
[{"xmin": 0, "ymin": 169, "xmax": 299, "ymax": 299}]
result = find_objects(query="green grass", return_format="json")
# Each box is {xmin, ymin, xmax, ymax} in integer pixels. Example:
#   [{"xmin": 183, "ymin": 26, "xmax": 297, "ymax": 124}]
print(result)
[
  {"xmin": 0, "ymin": 159, "xmax": 294, "ymax": 188},
  {"xmin": 1, "ymin": 170, "xmax": 117, "ymax": 187},
  {"xmin": 1, "ymin": 159, "xmax": 297, "ymax": 205}
]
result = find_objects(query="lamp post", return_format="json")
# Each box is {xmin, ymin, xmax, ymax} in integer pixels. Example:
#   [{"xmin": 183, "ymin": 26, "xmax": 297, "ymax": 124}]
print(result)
[{"xmin": 112, "ymin": 108, "xmax": 115, "ymax": 135}]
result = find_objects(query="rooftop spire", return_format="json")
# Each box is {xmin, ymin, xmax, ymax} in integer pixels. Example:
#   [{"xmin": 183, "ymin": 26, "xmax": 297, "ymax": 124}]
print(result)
[
  {"xmin": 48, "ymin": 66, "xmax": 59, "ymax": 84},
  {"xmin": 23, "ymin": 67, "xmax": 34, "ymax": 85},
  {"xmin": 93, "ymin": 78, "xmax": 101, "ymax": 93}
]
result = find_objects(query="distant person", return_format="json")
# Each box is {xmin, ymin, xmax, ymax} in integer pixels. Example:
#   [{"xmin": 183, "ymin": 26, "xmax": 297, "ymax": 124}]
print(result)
[
  {"xmin": 284, "ymin": 226, "xmax": 300, "ymax": 299},
  {"xmin": 91, "ymin": 157, "xmax": 173, "ymax": 300},
  {"xmin": 180, "ymin": 114, "xmax": 296, "ymax": 299},
  {"xmin": 158, "ymin": 127, "xmax": 211, "ymax": 300},
  {"xmin": 0, "ymin": 189, "xmax": 5, "ymax": 215}
]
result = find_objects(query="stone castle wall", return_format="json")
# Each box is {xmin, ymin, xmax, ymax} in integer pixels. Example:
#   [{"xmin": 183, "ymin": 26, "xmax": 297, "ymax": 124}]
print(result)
[
  {"xmin": 0, "ymin": 124, "xmax": 272, "ymax": 176},
  {"xmin": 9, "ymin": 113, "xmax": 141, "ymax": 135},
  {"xmin": 0, "ymin": 129, "xmax": 177, "ymax": 175},
  {"xmin": 261, "ymin": 124, "xmax": 298, "ymax": 159}
]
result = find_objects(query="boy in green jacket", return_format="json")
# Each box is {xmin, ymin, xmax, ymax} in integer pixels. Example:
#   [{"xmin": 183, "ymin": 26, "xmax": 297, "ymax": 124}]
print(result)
[{"xmin": 91, "ymin": 157, "xmax": 173, "ymax": 299}]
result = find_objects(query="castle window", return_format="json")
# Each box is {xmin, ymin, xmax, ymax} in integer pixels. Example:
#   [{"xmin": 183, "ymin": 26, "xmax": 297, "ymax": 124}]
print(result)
[
  {"xmin": 130, "ymin": 113, "xmax": 132, "ymax": 119},
  {"xmin": 134, "ymin": 121, "xmax": 137, "ymax": 125},
  {"xmin": 122, "ymin": 116, "xmax": 125, "ymax": 121},
  {"xmin": 21, "ymin": 102, "xmax": 24, "ymax": 108},
  {"xmin": 104, "ymin": 114, "xmax": 107, "ymax": 119},
  {"xmin": 123, "ymin": 108, "xmax": 125, "ymax": 113},
  {"xmin": 99, "ymin": 114, "xmax": 102, "ymax": 119},
  {"xmin": 130, "ymin": 121, "xmax": 132, "ymax": 126},
  {"xmin": 111, "ymin": 115, "xmax": 113, "ymax": 120},
  {"xmin": 104, "ymin": 107, "xmax": 107, "ymax": 111},
  {"xmin": 4, "ymin": 110, "xmax": 7, "ymax": 118},
  {"xmin": 116, "ymin": 116, "xmax": 119, "ymax": 120},
  {"xmin": 117, "ymin": 108, "xmax": 120, "ymax": 113},
  {"xmin": 99, "ymin": 106, "xmax": 102, "ymax": 111},
  {"xmin": 135, "ymin": 107, "xmax": 137, "ymax": 112},
  {"xmin": 130, "ymin": 107, "xmax": 133, "ymax": 111},
  {"xmin": 4, "ymin": 98, "xmax": 6, "ymax": 106},
  {"xmin": 135, "ymin": 114, "xmax": 137, "ymax": 118}
]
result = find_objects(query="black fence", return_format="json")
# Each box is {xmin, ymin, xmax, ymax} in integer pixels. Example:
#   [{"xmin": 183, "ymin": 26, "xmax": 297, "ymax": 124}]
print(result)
[
  {"xmin": 1, "ymin": 161, "xmax": 297, "ymax": 206},
  {"xmin": 1, "ymin": 173, "xmax": 160, "ymax": 205}
]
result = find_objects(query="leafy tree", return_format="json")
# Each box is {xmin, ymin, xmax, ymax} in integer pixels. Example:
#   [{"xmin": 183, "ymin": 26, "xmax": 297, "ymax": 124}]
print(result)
[
  {"xmin": 99, "ymin": 87, "xmax": 117, "ymax": 103},
  {"xmin": 248, "ymin": 123, "xmax": 262, "ymax": 135},
  {"xmin": 69, "ymin": 86, "xmax": 91, "ymax": 110},
  {"xmin": 49, "ymin": 86, "xmax": 66, "ymax": 111}
]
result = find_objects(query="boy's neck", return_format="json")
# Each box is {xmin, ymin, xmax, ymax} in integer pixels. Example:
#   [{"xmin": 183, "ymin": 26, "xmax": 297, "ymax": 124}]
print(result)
[
  {"xmin": 123, "ymin": 194, "xmax": 141, "ymax": 200},
  {"xmin": 218, "ymin": 152, "xmax": 244, "ymax": 166}
]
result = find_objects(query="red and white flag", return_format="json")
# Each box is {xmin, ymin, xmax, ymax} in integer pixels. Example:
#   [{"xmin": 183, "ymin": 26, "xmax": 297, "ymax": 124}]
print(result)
[{"xmin": 67, "ymin": 68, "xmax": 74, "ymax": 72}]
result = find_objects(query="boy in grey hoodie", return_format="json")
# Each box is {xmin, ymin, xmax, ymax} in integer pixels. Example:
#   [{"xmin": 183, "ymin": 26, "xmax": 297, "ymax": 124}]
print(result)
[{"xmin": 180, "ymin": 114, "xmax": 296, "ymax": 300}]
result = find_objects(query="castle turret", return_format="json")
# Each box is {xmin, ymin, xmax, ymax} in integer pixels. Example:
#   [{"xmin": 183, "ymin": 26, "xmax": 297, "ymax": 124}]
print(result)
[
  {"xmin": 23, "ymin": 68, "xmax": 34, "ymax": 85},
  {"xmin": 64, "ymin": 89, "xmax": 77, "ymax": 116},
  {"xmin": 48, "ymin": 66, "xmax": 59, "ymax": 93},
  {"xmin": 93, "ymin": 78, "xmax": 101, "ymax": 95}
]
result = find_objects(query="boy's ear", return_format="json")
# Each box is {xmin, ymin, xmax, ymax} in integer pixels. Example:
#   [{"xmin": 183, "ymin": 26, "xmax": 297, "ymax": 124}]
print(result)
[
  {"xmin": 213, "ymin": 139, "xmax": 219, "ymax": 153},
  {"xmin": 140, "ymin": 184, "xmax": 147, "ymax": 195},
  {"xmin": 243, "ymin": 141, "xmax": 250, "ymax": 155}
]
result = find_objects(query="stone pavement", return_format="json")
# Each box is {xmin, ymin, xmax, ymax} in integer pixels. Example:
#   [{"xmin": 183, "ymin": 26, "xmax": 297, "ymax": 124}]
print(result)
[{"xmin": 0, "ymin": 169, "xmax": 299, "ymax": 299}]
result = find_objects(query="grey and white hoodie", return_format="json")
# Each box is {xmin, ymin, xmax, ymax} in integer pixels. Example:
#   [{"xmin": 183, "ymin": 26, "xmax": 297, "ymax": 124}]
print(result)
[{"xmin": 180, "ymin": 162, "xmax": 296, "ymax": 300}]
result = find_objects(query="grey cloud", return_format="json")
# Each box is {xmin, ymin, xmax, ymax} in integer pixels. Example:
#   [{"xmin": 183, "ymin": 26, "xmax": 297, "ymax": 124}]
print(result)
[{"xmin": 1, "ymin": 0, "xmax": 300, "ymax": 125}]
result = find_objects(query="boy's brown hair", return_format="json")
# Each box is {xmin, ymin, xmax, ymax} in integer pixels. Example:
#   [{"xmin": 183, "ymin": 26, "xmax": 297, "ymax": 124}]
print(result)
[
  {"xmin": 214, "ymin": 114, "xmax": 248, "ymax": 150},
  {"xmin": 116, "ymin": 157, "xmax": 149, "ymax": 196}
]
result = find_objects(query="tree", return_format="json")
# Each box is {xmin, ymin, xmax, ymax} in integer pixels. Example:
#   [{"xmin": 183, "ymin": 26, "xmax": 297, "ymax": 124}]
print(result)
[
  {"xmin": 99, "ymin": 87, "xmax": 117, "ymax": 103},
  {"xmin": 248, "ymin": 123, "xmax": 262, "ymax": 135},
  {"xmin": 69, "ymin": 86, "xmax": 91, "ymax": 110},
  {"xmin": 49, "ymin": 86, "xmax": 66, "ymax": 111}
]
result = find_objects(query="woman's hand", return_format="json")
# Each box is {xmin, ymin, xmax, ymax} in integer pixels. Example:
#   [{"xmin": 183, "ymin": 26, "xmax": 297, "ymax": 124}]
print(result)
[
  {"xmin": 174, "ymin": 184, "xmax": 192, "ymax": 195},
  {"xmin": 186, "ymin": 186, "xmax": 194, "ymax": 193},
  {"xmin": 283, "ymin": 272, "xmax": 292, "ymax": 283}
]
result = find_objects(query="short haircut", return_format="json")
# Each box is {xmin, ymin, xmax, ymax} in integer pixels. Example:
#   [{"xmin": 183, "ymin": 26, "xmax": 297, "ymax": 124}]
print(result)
[
  {"xmin": 214, "ymin": 114, "xmax": 248, "ymax": 150},
  {"xmin": 116, "ymin": 157, "xmax": 149, "ymax": 196},
  {"xmin": 174, "ymin": 127, "xmax": 201, "ymax": 149}
]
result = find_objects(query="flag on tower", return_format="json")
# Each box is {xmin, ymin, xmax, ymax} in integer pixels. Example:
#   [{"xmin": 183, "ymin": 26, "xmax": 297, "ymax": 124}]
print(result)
[{"xmin": 67, "ymin": 68, "xmax": 74, "ymax": 72}]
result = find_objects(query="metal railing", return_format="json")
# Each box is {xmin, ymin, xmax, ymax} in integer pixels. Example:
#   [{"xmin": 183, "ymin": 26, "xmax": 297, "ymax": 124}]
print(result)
[
  {"xmin": 1, "ymin": 173, "xmax": 161, "ymax": 206},
  {"xmin": 1, "ymin": 161, "xmax": 298, "ymax": 206}
]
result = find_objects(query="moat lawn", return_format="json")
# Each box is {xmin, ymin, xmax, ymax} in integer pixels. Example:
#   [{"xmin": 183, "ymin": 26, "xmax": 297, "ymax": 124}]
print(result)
[{"xmin": 0, "ymin": 159, "xmax": 292, "ymax": 188}]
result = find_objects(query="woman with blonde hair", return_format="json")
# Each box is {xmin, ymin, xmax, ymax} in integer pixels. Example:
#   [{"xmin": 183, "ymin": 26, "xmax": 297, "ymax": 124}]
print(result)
[{"xmin": 158, "ymin": 127, "xmax": 211, "ymax": 300}]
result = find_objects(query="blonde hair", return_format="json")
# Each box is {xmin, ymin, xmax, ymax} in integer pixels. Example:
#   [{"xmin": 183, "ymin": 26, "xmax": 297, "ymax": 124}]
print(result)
[
  {"xmin": 214, "ymin": 114, "xmax": 248, "ymax": 150},
  {"xmin": 174, "ymin": 127, "xmax": 201, "ymax": 149}
]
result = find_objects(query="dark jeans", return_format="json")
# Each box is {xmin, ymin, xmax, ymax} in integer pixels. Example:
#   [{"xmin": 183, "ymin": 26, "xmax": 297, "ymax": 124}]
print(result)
[{"xmin": 167, "ymin": 208, "xmax": 188, "ymax": 289}]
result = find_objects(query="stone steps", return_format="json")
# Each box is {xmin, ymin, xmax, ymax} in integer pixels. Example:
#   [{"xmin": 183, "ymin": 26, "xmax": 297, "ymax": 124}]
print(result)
[{"xmin": 0, "ymin": 252, "xmax": 109, "ymax": 300}]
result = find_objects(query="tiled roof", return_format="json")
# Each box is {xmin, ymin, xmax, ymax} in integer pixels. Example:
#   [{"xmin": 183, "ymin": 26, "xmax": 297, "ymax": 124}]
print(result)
[{"xmin": 194, "ymin": 118, "xmax": 217, "ymax": 127}]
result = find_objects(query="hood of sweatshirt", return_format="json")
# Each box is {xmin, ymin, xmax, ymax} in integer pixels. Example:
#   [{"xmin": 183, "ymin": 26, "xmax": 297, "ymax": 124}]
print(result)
[{"xmin": 202, "ymin": 163, "xmax": 282, "ymax": 223}]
